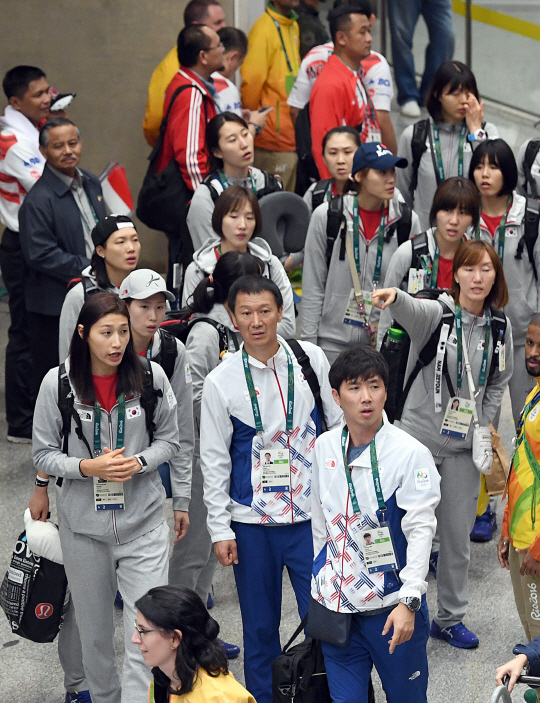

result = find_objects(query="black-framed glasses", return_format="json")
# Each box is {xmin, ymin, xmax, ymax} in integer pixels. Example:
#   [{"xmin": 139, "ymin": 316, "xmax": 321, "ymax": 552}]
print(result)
[{"xmin": 134, "ymin": 619, "xmax": 159, "ymax": 637}]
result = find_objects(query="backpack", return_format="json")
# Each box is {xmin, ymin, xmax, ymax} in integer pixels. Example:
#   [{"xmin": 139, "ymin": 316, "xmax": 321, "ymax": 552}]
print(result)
[
  {"xmin": 409, "ymin": 118, "xmax": 486, "ymax": 197},
  {"xmin": 294, "ymin": 102, "xmax": 320, "ymax": 184},
  {"xmin": 310, "ymin": 178, "xmax": 333, "ymax": 212},
  {"xmin": 324, "ymin": 197, "xmax": 413, "ymax": 271},
  {"xmin": 515, "ymin": 197, "xmax": 540, "ymax": 280},
  {"xmin": 202, "ymin": 170, "xmax": 282, "ymax": 202},
  {"xmin": 522, "ymin": 137, "xmax": 540, "ymax": 199},
  {"xmin": 399, "ymin": 230, "xmax": 430, "ymax": 288},
  {"xmin": 286, "ymin": 338, "xmax": 327, "ymax": 433},
  {"xmin": 152, "ymin": 329, "xmax": 178, "ymax": 382},
  {"xmin": 160, "ymin": 313, "xmax": 234, "ymax": 357},
  {"xmin": 66, "ymin": 274, "xmax": 101, "ymax": 300},
  {"xmin": 136, "ymin": 84, "xmax": 207, "ymax": 233},
  {"xmin": 381, "ymin": 291, "xmax": 507, "ymax": 423},
  {"xmin": 55, "ymin": 357, "xmax": 162, "ymax": 485}
]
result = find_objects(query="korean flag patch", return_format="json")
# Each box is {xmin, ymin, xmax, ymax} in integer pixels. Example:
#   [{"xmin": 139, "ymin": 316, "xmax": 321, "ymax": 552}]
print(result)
[{"xmin": 127, "ymin": 405, "xmax": 141, "ymax": 419}]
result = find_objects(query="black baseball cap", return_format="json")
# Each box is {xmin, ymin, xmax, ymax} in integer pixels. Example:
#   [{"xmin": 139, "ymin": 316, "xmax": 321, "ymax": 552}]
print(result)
[{"xmin": 91, "ymin": 215, "xmax": 136, "ymax": 248}]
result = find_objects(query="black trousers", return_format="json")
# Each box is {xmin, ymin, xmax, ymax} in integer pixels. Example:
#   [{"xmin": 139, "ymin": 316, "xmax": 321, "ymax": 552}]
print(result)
[
  {"xmin": 26, "ymin": 311, "xmax": 60, "ymax": 400},
  {"xmin": 0, "ymin": 228, "xmax": 34, "ymax": 436}
]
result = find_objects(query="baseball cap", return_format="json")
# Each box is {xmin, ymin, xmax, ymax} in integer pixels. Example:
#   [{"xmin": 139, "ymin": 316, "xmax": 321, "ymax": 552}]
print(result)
[
  {"xmin": 119, "ymin": 269, "xmax": 175, "ymax": 302},
  {"xmin": 91, "ymin": 215, "xmax": 136, "ymax": 248},
  {"xmin": 351, "ymin": 143, "xmax": 408, "ymax": 176}
]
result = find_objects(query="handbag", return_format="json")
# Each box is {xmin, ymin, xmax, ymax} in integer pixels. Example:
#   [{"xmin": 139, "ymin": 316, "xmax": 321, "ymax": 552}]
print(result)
[
  {"xmin": 305, "ymin": 597, "xmax": 351, "ymax": 647},
  {"xmin": 136, "ymin": 84, "xmax": 206, "ymax": 233}
]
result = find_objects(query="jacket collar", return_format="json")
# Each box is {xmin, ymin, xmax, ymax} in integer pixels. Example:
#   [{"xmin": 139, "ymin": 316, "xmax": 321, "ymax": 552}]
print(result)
[
  {"xmin": 42, "ymin": 163, "xmax": 86, "ymax": 197},
  {"xmin": 178, "ymin": 68, "xmax": 212, "ymax": 98},
  {"xmin": 240, "ymin": 334, "xmax": 288, "ymax": 369},
  {"xmin": 267, "ymin": 2, "xmax": 299, "ymax": 25},
  {"xmin": 346, "ymin": 412, "xmax": 390, "ymax": 467}
]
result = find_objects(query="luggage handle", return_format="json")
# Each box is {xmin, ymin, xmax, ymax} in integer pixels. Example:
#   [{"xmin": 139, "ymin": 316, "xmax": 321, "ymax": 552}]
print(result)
[{"xmin": 282, "ymin": 614, "xmax": 308, "ymax": 654}]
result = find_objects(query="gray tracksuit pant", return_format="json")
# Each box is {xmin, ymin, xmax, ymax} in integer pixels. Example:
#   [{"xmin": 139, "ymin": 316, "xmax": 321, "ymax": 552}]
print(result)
[{"xmin": 59, "ymin": 520, "xmax": 169, "ymax": 703}]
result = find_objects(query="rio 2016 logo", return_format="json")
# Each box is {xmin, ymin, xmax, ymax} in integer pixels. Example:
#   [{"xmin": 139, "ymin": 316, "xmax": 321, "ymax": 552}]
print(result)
[{"xmin": 35, "ymin": 603, "xmax": 53, "ymax": 619}]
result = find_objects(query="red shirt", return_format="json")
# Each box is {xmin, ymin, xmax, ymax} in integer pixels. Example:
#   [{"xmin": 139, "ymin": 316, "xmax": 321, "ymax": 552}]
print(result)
[
  {"xmin": 482, "ymin": 212, "xmax": 504, "ymax": 238},
  {"xmin": 93, "ymin": 372, "xmax": 118, "ymax": 413},
  {"xmin": 436, "ymin": 255, "xmax": 454, "ymax": 289},
  {"xmin": 359, "ymin": 206, "xmax": 383, "ymax": 242},
  {"xmin": 156, "ymin": 68, "xmax": 218, "ymax": 192}
]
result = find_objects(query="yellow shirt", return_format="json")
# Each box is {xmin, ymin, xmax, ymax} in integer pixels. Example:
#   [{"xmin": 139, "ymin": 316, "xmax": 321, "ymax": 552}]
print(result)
[
  {"xmin": 143, "ymin": 47, "xmax": 179, "ymax": 147},
  {"xmin": 148, "ymin": 669, "xmax": 257, "ymax": 703},
  {"xmin": 240, "ymin": 3, "xmax": 300, "ymax": 152}
]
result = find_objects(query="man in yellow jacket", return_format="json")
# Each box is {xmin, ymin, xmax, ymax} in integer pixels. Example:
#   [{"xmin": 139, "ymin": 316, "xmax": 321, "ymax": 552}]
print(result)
[
  {"xmin": 143, "ymin": 0, "xmax": 226, "ymax": 147},
  {"xmin": 240, "ymin": 1, "xmax": 301, "ymax": 191}
]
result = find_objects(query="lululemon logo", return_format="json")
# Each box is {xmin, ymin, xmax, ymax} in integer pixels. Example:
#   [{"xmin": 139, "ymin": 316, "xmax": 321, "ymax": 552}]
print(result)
[{"xmin": 35, "ymin": 603, "xmax": 53, "ymax": 619}]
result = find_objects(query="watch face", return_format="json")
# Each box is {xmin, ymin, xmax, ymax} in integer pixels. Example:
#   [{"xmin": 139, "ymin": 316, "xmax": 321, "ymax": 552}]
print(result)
[{"xmin": 409, "ymin": 597, "xmax": 421, "ymax": 610}]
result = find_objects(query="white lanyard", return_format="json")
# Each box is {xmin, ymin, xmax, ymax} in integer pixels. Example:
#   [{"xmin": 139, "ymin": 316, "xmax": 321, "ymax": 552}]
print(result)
[{"xmin": 434, "ymin": 323, "xmax": 451, "ymax": 413}]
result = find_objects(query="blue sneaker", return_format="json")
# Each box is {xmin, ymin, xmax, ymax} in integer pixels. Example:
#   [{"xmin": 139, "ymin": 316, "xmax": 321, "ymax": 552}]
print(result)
[
  {"xmin": 65, "ymin": 691, "xmax": 92, "ymax": 703},
  {"xmin": 470, "ymin": 509, "xmax": 497, "ymax": 542},
  {"xmin": 217, "ymin": 637, "xmax": 240, "ymax": 659},
  {"xmin": 114, "ymin": 591, "xmax": 123, "ymax": 609},
  {"xmin": 429, "ymin": 551, "xmax": 439, "ymax": 578},
  {"xmin": 207, "ymin": 592, "xmax": 214, "ymax": 609},
  {"xmin": 430, "ymin": 620, "xmax": 479, "ymax": 649}
]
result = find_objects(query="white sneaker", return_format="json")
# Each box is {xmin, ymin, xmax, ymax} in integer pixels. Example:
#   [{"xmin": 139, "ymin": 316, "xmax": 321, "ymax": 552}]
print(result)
[{"xmin": 400, "ymin": 100, "xmax": 421, "ymax": 118}]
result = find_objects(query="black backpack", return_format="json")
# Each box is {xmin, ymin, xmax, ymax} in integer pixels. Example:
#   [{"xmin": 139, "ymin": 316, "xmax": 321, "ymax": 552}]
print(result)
[
  {"xmin": 55, "ymin": 357, "xmax": 162, "ymax": 485},
  {"xmin": 324, "ymin": 197, "xmax": 413, "ymax": 271},
  {"xmin": 160, "ymin": 313, "xmax": 234, "ymax": 357},
  {"xmin": 66, "ymin": 274, "xmax": 101, "ymax": 300},
  {"xmin": 202, "ymin": 170, "xmax": 283, "ymax": 202},
  {"xmin": 294, "ymin": 102, "xmax": 320, "ymax": 184},
  {"xmin": 381, "ymin": 291, "xmax": 507, "ymax": 423},
  {"xmin": 136, "ymin": 84, "xmax": 207, "ymax": 233},
  {"xmin": 310, "ymin": 178, "xmax": 333, "ymax": 212},
  {"xmin": 522, "ymin": 138, "xmax": 540, "ymax": 199},
  {"xmin": 399, "ymin": 230, "xmax": 431, "ymax": 288}
]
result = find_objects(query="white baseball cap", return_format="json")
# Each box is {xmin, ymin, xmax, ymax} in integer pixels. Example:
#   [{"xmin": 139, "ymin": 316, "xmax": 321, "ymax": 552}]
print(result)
[{"xmin": 119, "ymin": 269, "xmax": 175, "ymax": 302}]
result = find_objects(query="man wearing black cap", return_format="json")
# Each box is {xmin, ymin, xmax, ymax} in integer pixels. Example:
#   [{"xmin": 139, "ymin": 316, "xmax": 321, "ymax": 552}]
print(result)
[{"xmin": 19, "ymin": 116, "xmax": 106, "ymax": 397}]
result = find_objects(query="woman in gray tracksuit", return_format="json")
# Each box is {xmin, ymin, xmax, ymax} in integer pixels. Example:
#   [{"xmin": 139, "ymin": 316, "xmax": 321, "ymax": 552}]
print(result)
[
  {"xmin": 372, "ymin": 240, "xmax": 513, "ymax": 649},
  {"xmin": 32, "ymin": 292, "xmax": 180, "ymax": 703},
  {"xmin": 182, "ymin": 185, "xmax": 295, "ymax": 338},
  {"xmin": 469, "ymin": 138, "xmax": 540, "ymax": 424},
  {"xmin": 397, "ymin": 60, "xmax": 498, "ymax": 230},
  {"xmin": 171, "ymin": 251, "xmax": 260, "ymax": 605},
  {"xmin": 301, "ymin": 142, "xmax": 421, "ymax": 364},
  {"xmin": 59, "ymin": 214, "xmax": 141, "ymax": 361},
  {"xmin": 377, "ymin": 176, "xmax": 480, "ymax": 346}
]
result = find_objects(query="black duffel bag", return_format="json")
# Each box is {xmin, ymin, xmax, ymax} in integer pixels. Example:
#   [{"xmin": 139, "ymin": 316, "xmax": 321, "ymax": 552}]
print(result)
[{"xmin": 137, "ymin": 84, "xmax": 206, "ymax": 233}]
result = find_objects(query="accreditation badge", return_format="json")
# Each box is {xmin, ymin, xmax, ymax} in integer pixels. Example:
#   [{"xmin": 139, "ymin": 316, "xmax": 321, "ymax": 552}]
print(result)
[
  {"xmin": 343, "ymin": 289, "xmax": 373, "ymax": 328},
  {"xmin": 440, "ymin": 396, "xmax": 475, "ymax": 439},
  {"xmin": 261, "ymin": 447, "xmax": 291, "ymax": 493},
  {"xmin": 407, "ymin": 268, "xmax": 426, "ymax": 294},
  {"xmin": 93, "ymin": 477, "xmax": 125, "ymax": 511},
  {"xmin": 362, "ymin": 524, "xmax": 398, "ymax": 574}
]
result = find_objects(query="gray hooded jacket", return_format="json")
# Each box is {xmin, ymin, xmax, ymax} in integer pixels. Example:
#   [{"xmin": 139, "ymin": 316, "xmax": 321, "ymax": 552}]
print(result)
[
  {"xmin": 396, "ymin": 119, "xmax": 499, "ymax": 230},
  {"xmin": 301, "ymin": 189, "xmax": 420, "ymax": 353},
  {"xmin": 390, "ymin": 289, "xmax": 513, "ymax": 457},
  {"xmin": 32, "ymin": 360, "xmax": 180, "ymax": 545}
]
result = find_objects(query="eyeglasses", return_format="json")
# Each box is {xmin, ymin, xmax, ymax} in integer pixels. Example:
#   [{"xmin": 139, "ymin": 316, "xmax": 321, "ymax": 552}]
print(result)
[
  {"xmin": 205, "ymin": 41, "xmax": 224, "ymax": 51},
  {"xmin": 134, "ymin": 619, "xmax": 159, "ymax": 637}
]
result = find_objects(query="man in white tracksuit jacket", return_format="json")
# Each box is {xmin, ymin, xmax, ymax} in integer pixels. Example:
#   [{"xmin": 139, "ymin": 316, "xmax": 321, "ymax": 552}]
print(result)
[
  {"xmin": 200, "ymin": 274, "xmax": 342, "ymax": 703},
  {"xmin": 311, "ymin": 345, "xmax": 440, "ymax": 703}
]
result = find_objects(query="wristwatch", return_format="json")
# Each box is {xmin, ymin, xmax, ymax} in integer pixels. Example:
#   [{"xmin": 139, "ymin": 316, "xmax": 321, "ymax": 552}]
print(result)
[
  {"xmin": 249, "ymin": 121, "xmax": 263, "ymax": 136},
  {"xmin": 399, "ymin": 596, "xmax": 421, "ymax": 612},
  {"xmin": 468, "ymin": 128, "xmax": 486, "ymax": 142}
]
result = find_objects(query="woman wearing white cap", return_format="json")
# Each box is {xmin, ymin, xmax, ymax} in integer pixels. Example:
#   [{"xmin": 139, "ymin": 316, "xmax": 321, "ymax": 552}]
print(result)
[
  {"xmin": 58, "ymin": 214, "xmax": 141, "ymax": 361},
  {"xmin": 301, "ymin": 142, "xmax": 421, "ymax": 363}
]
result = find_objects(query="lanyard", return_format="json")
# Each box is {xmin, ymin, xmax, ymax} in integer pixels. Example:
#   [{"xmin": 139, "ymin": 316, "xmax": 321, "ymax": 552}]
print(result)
[
  {"xmin": 341, "ymin": 426, "xmax": 386, "ymax": 518},
  {"xmin": 267, "ymin": 13, "xmax": 297, "ymax": 75},
  {"xmin": 432, "ymin": 121, "xmax": 468, "ymax": 181},
  {"xmin": 242, "ymin": 343, "xmax": 294, "ymax": 433},
  {"xmin": 430, "ymin": 246, "xmax": 440, "ymax": 288},
  {"xmin": 514, "ymin": 390, "xmax": 540, "ymax": 528},
  {"xmin": 353, "ymin": 196, "xmax": 386, "ymax": 285},
  {"xmin": 476, "ymin": 196, "xmax": 512, "ymax": 263},
  {"xmin": 145, "ymin": 340, "xmax": 153, "ymax": 360},
  {"xmin": 93, "ymin": 393, "xmax": 126, "ymax": 455},
  {"xmin": 217, "ymin": 169, "xmax": 256, "ymax": 194},
  {"xmin": 455, "ymin": 303, "xmax": 491, "ymax": 391}
]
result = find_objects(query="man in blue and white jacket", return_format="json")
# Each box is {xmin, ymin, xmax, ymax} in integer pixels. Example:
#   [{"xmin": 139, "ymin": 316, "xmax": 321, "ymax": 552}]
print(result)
[
  {"xmin": 311, "ymin": 345, "xmax": 440, "ymax": 703},
  {"xmin": 200, "ymin": 274, "xmax": 342, "ymax": 703}
]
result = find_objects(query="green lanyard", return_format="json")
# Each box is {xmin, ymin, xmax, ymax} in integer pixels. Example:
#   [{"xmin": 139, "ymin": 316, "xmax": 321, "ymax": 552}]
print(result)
[
  {"xmin": 455, "ymin": 303, "xmax": 491, "ymax": 391},
  {"xmin": 476, "ymin": 196, "xmax": 512, "ymax": 263},
  {"xmin": 242, "ymin": 343, "xmax": 294, "ymax": 433},
  {"xmin": 514, "ymin": 390, "xmax": 540, "ymax": 528},
  {"xmin": 340, "ymin": 426, "xmax": 386, "ymax": 518},
  {"xmin": 430, "ymin": 246, "xmax": 440, "ymax": 288},
  {"xmin": 267, "ymin": 14, "xmax": 296, "ymax": 75},
  {"xmin": 145, "ymin": 340, "xmax": 153, "ymax": 360},
  {"xmin": 352, "ymin": 196, "xmax": 386, "ymax": 285},
  {"xmin": 217, "ymin": 169, "xmax": 257, "ymax": 194},
  {"xmin": 432, "ymin": 121, "xmax": 468, "ymax": 181},
  {"xmin": 93, "ymin": 393, "xmax": 126, "ymax": 455}
]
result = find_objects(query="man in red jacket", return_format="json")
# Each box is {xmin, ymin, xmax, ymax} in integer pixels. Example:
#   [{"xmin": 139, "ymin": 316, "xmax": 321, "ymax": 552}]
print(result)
[
  {"xmin": 310, "ymin": 3, "xmax": 381, "ymax": 179},
  {"xmin": 156, "ymin": 24, "xmax": 223, "ymax": 279}
]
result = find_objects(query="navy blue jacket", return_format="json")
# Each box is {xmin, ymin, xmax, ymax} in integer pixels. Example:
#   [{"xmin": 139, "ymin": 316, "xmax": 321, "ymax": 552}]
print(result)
[
  {"xmin": 514, "ymin": 637, "xmax": 540, "ymax": 676},
  {"xmin": 18, "ymin": 164, "xmax": 106, "ymax": 315}
]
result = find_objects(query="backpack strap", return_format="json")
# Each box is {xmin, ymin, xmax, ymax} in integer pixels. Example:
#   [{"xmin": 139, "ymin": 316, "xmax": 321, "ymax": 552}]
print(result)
[
  {"xmin": 386, "ymin": 202, "xmax": 412, "ymax": 245},
  {"xmin": 400, "ymin": 231, "xmax": 430, "ymax": 288},
  {"xmin": 395, "ymin": 301, "xmax": 455, "ymax": 421},
  {"xmin": 515, "ymin": 197, "xmax": 540, "ymax": 281},
  {"xmin": 326, "ymin": 195, "xmax": 347, "ymax": 269},
  {"xmin": 282, "ymin": 614, "xmax": 309, "ymax": 654},
  {"xmin": 67, "ymin": 277, "xmax": 82, "ymax": 293},
  {"xmin": 286, "ymin": 338, "xmax": 328, "ymax": 433},
  {"xmin": 202, "ymin": 171, "xmax": 224, "ymax": 203},
  {"xmin": 57, "ymin": 363, "xmax": 93, "ymax": 486},
  {"xmin": 138, "ymin": 357, "xmax": 163, "ymax": 445},
  {"xmin": 257, "ymin": 171, "xmax": 283, "ymax": 199},
  {"xmin": 155, "ymin": 329, "xmax": 178, "ymax": 381},
  {"xmin": 523, "ymin": 139, "xmax": 540, "ymax": 199},
  {"xmin": 489, "ymin": 308, "xmax": 508, "ymax": 380},
  {"xmin": 81, "ymin": 275, "xmax": 100, "ymax": 301},
  {"xmin": 410, "ymin": 118, "xmax": 430, "ymax": 197},
  {"xmin": 186, "ymin": 317, "xmax": 230, "ymax": 356},
  {"xmin": 311, "ymin": 178, "xmax": 333, "ymax": 212}
]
